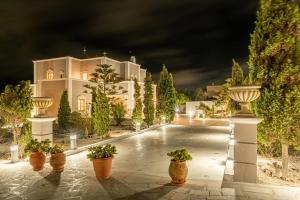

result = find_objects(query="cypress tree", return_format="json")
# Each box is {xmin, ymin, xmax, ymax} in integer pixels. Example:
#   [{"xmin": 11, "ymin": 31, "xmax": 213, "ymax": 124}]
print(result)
[
  {"xmin": 249, "ymin": 0, "xmax": 300, "ymax": 177},
  {"xmin": 131, "ymin": 78, "xmax": 143, "ymax": 124},
  {"xmin": 57, "ymin": 90, "xmax": 71, "ymax": 130},
  {"xmin": 157, "ymin": 65, "xmax": 177, "ymax": 123},
  {"xmin": 92, "ymin": 90, "xmax": 110, "ymax": 138},
  {"xmin": 143, "ymin": 72, "xmax": 155, "ymax": 126}
]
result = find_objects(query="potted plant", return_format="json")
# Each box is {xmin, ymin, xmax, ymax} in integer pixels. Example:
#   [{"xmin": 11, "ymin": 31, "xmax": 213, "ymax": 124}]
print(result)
[
  {"xmin": 25, "ymin": 139, "xmax": 51, "ymax": 171},
  {"xmin": 49, "ymin": 144, "xmax": 66, "ymax": 173},
  {"xmin": 167, "ymin": 148, "xmax": 192, "ymax": 185},
  {"xmin": 87, "ymin": 144, "xmax": 117, "ymax": 180}
]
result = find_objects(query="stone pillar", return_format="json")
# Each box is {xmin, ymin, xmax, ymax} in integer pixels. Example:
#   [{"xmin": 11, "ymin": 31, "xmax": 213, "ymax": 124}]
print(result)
[
  {"xmin": 229, "ymin": 117, "xmax": 262, "ymax": 183},
  {"xmin": 28, "ymin": 117, "xmax": 56, "ymax": 143}
]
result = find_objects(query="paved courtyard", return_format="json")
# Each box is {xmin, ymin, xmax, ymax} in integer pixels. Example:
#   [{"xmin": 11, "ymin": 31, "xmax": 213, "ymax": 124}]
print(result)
[{"xmin": 1, "ymin": 121, "xmax": 300, "ymax": 200}]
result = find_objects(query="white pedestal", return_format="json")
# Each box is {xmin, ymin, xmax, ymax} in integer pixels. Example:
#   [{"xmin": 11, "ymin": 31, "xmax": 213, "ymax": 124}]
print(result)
[
  {"xmin": 28, "ymin": 117, "xmax": 56, "ymax": 143},
  {"xmin": 229, "ymin": 117, "xmax": 262, "ymax": 183}
]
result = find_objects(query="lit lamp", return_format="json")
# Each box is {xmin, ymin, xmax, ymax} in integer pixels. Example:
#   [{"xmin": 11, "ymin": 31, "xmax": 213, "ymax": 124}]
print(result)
[
  {"xmin": 135, "ymin": 122, "xmax": 141, "ymax": 132},
  {"xmin": 10, "ymin": 144, "xmax": 19, "ymax": 163},
  {"xmin": 70, "ymin": 134, "xmax": 77, "ymax": 150},
  {"xmin": 161, "ymin": 116, "xmax": 166, "ymax": 125}
]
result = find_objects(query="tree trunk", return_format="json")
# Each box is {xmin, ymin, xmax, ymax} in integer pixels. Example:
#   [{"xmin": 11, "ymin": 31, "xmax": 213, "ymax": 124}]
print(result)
[{"xmin": 281, "ymin": 142, "xmax": 289, "ymax": 177}]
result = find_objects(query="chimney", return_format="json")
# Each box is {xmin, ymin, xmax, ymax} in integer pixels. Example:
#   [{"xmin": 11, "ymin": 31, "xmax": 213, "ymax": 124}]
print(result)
[{"xmin": 130, "ymin": 56, "xmax": 136, "ymax": 63}]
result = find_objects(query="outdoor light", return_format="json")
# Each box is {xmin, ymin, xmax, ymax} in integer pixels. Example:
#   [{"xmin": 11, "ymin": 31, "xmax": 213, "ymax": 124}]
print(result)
[
  {"xmin": 175, "ymin": 108, "xmax": 179, "ymax": 113},
  {"xmin": 70, "ymin": 133, "xmax": 77, "ymax": 150},
  {"xmin": 161, "ymin": 116, "xmax": 166, "ymax": 124},
  {"xmin": 10, "ymin": 144, "xmax": 19, "ymax": 163},
  {"xmin": 135, "ymin": 122, "xmax": 141, "ymax": 132},
  {"xmin": 188, "ymin": 111, "xmax": 193, "ymax": 119}
]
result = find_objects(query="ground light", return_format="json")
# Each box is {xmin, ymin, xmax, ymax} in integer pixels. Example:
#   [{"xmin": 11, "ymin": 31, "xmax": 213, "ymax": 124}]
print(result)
[
  {"xmin": 70, "ymin": 133, "xmax": 77, "ymax": 150},
  {"xmin": 135, "ymin": 122, "xmax": 141, "ymax": 132},
  {"xmin": 10, "ymin": 144, "xmax": 19, "ymax": 163},
  {"xmin": 161, "ymin": 116, "xmax": 166, "ymax": 124}
]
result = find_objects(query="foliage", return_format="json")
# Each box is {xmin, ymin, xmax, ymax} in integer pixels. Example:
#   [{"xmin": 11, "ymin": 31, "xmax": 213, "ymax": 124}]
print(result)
[
  {"xmin": 248, "ymin": 0, "xmax": 300, "ymax": 175},
  {"xmin": 231, "ymin": 59, "xmax": 244, "ymax": 86},
  {"xmin": 167, "ymin": 148, "xmax": 192, "ymax": 162},
  {"xmin": 87, "ymin": 144, "xmax": 117, "ymax": 159},
  {"xmin": 198, "ymin": 102, "xmax": 214, "ymax": 117},
  {"xmin": 92, "ymin": 90, "xmax": 110, "ymax": 138},
  {"xmin": 69, "ymin": 111, "xmax": 92, "ymax": 138},
  {"xmin": 143, "ymin": 72, "xmax": 155, "ymax": 126},
  {"xmin": 176, "ymin": 92, "xmax": 189, "ymax": 106},
  {"xmin": 84, "ymin": 64, "xmax": 126, "ymax": 97},
  {"xmin": 24, "ymin": 139, "xmax": 51, "ymax": 154},
  {"xmin": 0, "ymin": 80, "xmax": 33, "ymax": 144},
  {"xmin": 156, "ymin": 65, "xmax": 177, "ymax": 123},
  {"xmin": 50, "ymin": 144, "xmax": 64, "ymax": 154},
  {"xmin": 58, "ymin": 90, "xmax": 71, "ymax": 130},
  {"xmin": 111, "ymin": 102, "xmax": 126, "ymax": 126},
  {"xmin": 193, "ymin": 88, "xmax": 206, "ymax": 101},
  {"xmin": 132, "ymin": 78, "xmax": 143, "ymax": 125},
  {"xmin": 19, "ymin": 121, "xmax": 32, "ymax": 158}
]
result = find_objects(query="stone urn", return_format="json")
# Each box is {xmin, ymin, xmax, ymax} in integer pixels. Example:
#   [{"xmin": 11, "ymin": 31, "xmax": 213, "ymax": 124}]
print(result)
[
  {"xmin": 229, "ymin": 86, "xmax": 261, "ymax": 117},
  {"xmin": 32, "ymin": 97, "xmax": 53, "ymax": 117}
]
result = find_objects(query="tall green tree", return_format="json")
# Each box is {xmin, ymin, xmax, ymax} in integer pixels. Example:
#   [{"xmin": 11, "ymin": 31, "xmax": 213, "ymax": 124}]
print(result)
[
  {"xmin": 249, "ymin": 0, "xmax": 300, "ymax": 177},
  {"xmin": 193, "ymin": 88, "xmax": 205, "ymax": 101},
  {"xmin": 57, "ymin": 90, "xmax": 71, "ymax": 130},
  {"xmin": 132, "ymin": 78, "xmax": 143, "ymax": 124},
  {"xmin": 157, "ymin": 65, "xmax": 177, "ymax": 122},
  {"xmin": 0, "ymin": 81, "xmax": 32, "ymax": 144},
  {"xmin": 231, "ymin": 59, "xmax": 244, "ymax": 86},
  {"xmin": 92, "ymin": 90, "xmax": 110, "ymax": 138},
  {"xmin": 143, "ymin": 72, "xmax": 155, "ymax": 126},
  {"xmin": 176, "ymin": 92, "xmax": 189, "ymax": 107}
]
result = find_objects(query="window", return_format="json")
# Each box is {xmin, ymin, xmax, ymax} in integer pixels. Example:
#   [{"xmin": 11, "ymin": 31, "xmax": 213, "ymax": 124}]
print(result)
[
  {"xmin": 82, "ymin": 72, "xmax": 88, "ymax": 80},
  {"xmin": 78, "ymin": 97, "xmax": 86, "ymax": 112},
  {"xmin": 60, "ymin": 70, "xmax": 64, "ymax": 78},
  {"xmin": 46, "ymin": 69, "xmax": 54, "ymax": 80}
]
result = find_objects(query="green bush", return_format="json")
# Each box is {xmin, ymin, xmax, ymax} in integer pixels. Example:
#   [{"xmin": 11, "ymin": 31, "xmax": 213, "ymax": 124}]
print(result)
[
  {"xmin": 58, "ymin": 90, "xmax": 71, "ymax": 130},
  {"xmin": 111, "ymin": 102, "xmax": 126, "ymax": 126},
  {"xmin": 50, "ymin": 144, "xmax": 64, "ymax": 154},
  {"xmin": 69, "ymin": 111, "xmax": 92, "ymax": 137},
  {"xmin": 87, "ymin": 144, "xmax": 117, "ymax": 159},
  {"xmin": 24, "ymin": 139, "xmax": 51, "ymax": 154},
  {"xmin": 167, "ymin": 148, "xmax": 192, "ymax": 162}
]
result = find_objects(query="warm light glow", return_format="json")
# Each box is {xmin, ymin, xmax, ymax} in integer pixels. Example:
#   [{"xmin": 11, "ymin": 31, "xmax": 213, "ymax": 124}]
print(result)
[
  {"xmin": 188, "ymin": 111, "xmax": 193, "ymax": 118},
  {"xmin": 70, "ymin": 134, "xmax": 77, "ymax": 140},
  {"xmin": 78, "ymin": 98, "xmax": 86, "ymax": 112},
  {"xmin": 136, "ymin": 122, "xmax": 141, "ymax": 126},
  {"xmin": 10, "ymin": 144, "xmax": 18, "ymax": 152},
  {"xmin": 175, "ymin": 108, "xmax": 179, "ymax": 112},
  {"xmin": 82, "ymin": 72, "xmax": 88, "ymax": 80},
  {"xmin": 229, "ymin": 138, "xmax": 236, "ymax": 146},
  {"xmin": 46, "ymin": 69, "xmax": 54, "ymax": 80}
]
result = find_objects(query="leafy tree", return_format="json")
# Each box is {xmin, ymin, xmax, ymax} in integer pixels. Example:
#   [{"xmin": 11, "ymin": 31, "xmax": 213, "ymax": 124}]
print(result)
[
  {"xmin": 57, "ymin": 90, "xmax": 71, "ymax": 130},
  {"xmin": 92, "ymin": 90, "xmax": 110, "ymax": 138},
  {"xmin": 69, "ymin": 111, "xmax": 92, "ymax": 138},
  {"xmin": 156, "ymin": 65, "xmax": 177, "ymax": 122},
  {"xmin": 132, "ymin": 78, "xmax": 143, "ymax": 124},
  {"xmin": 111, "ymin": 102, "xmax": 126, "ymax": 126},
  {"xmin": 0, "ymin": 80, "xmax": 32, "ymax": 144},
  {"xmin": 176, "ymin": 92, "xmax": 189, "ymax": 106},
  {"xmin": 249, "ymin": 0, "xmax": 300, "ymax": 177},
  {"xmin": 143, "ymin": 72, "xmax": 155, "ymax": 126},
  {"xmin": 198, "ymin": 102, "xmax": 214, "ymax": 118},
  {"xmin": 193, "ymin": 88, "xmax": 205, "ymax": 101},
  {"xmin": 84, "ymin": 64, "xmax": 126, "ymax": 97},
  {"xmin": 231, "ymin": 59, "xmax": 244, "ymax": 86}
]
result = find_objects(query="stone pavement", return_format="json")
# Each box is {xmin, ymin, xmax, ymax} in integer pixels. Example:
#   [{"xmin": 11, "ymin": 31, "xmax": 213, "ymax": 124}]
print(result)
[{"xmin": 0, "ymin": 122, "xmax": 300, "ymax": 199}]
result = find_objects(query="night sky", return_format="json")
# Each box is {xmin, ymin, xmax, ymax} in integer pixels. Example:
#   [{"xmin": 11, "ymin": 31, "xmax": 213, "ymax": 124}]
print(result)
[{"xmin": 0, "ymin": 0, "xmax": 258, "ymax": 90}]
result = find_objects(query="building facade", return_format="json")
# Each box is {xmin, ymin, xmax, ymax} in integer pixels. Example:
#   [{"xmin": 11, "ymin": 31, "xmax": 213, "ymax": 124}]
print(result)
[{"xmin": 31, "ymin": 56, "xmax": 156, "ymax": 117}]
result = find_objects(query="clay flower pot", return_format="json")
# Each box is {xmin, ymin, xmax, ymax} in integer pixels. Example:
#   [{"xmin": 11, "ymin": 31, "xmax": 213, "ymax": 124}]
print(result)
[
  {"xmin": 229, "ymin": 86, "xmax": 261, "ymax": 117},
  {"xmin": 50, "ymin": 153, "xmax": 66, "ymax": 173},
  {"xmin": 169, "ymin": 160, "xmax": 188, "ymax": 185},
  {"xmin": 29, "ymin": 152, "xmax": 46, "ymax": 171},
  {"xmin": 92, "ymin": 157, "xmax": 113, "ymax": 180}
]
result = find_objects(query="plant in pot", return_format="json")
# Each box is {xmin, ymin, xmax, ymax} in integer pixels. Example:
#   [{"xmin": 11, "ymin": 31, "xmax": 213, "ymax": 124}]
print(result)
[
  {"xmin": 25, "ymin": 139, "xmax": 51, "ymax": 171},
  {"xmin": 167, "ymin": 148, "xmax": 192, "ymax": 185},
  {"xmin": 87, "ymin": 144, "xmax": 117, "ymax": 180},
  {"xmin": 49, "ymin": 144, "xmax": 66, "ymax": 173}
]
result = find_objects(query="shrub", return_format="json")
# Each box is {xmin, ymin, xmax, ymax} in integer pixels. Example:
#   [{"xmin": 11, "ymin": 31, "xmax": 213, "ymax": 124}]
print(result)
[
  {"xmin": 111, "ymin": 102, "xmax": 126, "ymax": 126},
  {"xmin": 24, "ymin": 139, "xmax": 51, "ymax": 154},
  {"xmin": 58, "ymin": 90, "xmax": 71, "ymax": 130},
  {"xmin": 167, "ymin": 149, "xmax": 192, "ymax": 162},
  {"xmin": 87, "ymin": 144, "xmax": 117, "ymax": 160},
  {"xmin": 50, "ymin": 144, "xmax": 64, "ymax": 154}
]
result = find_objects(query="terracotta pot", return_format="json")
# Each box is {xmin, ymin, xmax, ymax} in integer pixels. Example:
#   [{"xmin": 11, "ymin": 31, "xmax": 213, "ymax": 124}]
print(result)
[
  {"xmin": 29, "ymin": 152, "xmax": 46, "ymax": 171},
  {"xmin": 169, "ymin": 160, "xmax": 188, "ymax": 185},
  {"xmin": 50, "ymin": 153, "xmax": 66, "ymax": 173},
  {"xmin": 92, "ymin": 157, "xmax": 113, "ymax": 180}
]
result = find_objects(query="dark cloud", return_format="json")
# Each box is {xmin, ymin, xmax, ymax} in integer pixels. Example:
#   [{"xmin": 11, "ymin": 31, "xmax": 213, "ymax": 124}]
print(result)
[{"xmin": 0, "ymin": 0, "xmax": 259, "ymax": 89}]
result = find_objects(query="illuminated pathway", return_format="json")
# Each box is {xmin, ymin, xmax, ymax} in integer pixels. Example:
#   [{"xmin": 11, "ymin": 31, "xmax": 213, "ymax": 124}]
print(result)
[{"xmin": 1, "ymin": 122, "xmax": 300, "ymax": 199}]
